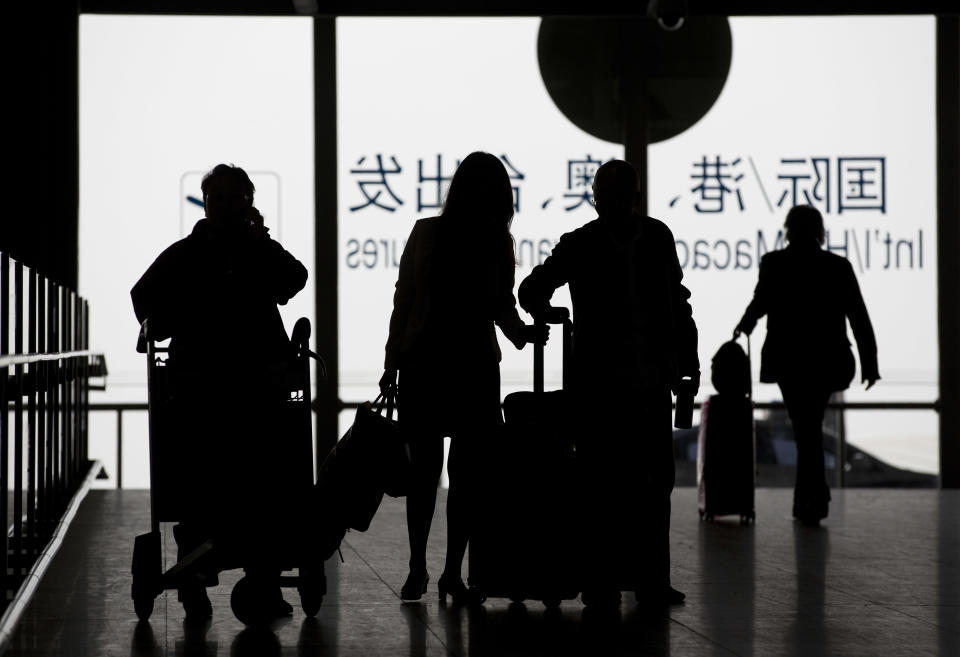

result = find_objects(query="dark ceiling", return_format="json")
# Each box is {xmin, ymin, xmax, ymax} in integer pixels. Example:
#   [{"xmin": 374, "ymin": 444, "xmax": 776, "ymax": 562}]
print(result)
[{"xmin": 76, "ymin": 1, "xmax": 959, "ymax": 17}]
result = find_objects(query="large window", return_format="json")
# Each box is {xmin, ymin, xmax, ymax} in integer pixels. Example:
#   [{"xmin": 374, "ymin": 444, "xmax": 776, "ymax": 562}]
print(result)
[
  {"xmin": 79, "ymin": 15, "xmax": 938, "ymax": 486},
  {"xmin": 336, "ymin": 16, "xmax": 938, "ymax": 477},
  {"xmin": 79, "ymin": 15, "xmax": 315, "ymax": 487}
]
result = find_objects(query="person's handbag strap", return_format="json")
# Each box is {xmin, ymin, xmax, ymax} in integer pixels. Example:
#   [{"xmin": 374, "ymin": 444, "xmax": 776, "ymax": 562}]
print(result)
[{"xmin": 372, "ymin": 390, "xmax": 398, "ymax": 421}]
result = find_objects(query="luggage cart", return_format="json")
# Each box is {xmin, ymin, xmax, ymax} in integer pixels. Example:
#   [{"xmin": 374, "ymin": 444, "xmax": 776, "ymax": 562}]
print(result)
[{"xmin": 130, "ymin": 317, "xmax": 328, "ymax": 625}]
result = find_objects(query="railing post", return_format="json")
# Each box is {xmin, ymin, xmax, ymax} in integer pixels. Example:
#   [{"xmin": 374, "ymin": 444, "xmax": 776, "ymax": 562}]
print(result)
[
  {"xmin": 51, "ymin": 283, "xmax": 61, "ymax": 507},
  {"xmin": 37, "ymin": 277, "xmax": 47, "ymax": 536},
  {"xmin": 116, "ymin": 409, "xmax": 123, "ymax": 490},
  {"xmin": 63, "ymin": 291, "xmax": 72, "ymax": 491},
  {"xmin": 838, "ymin": 408, "xmax": 847, "ymax": 489},
  {"xmin": 14, "ymin": 261, "xmax": 24, "ymax": 575},
  {"xmin": 81, "ymin": 300, "xmax": 90, "ymax": 471},
  {"xmin": 27, "ymin": 268, "xmax": 37, "ymax": 555},
  {"xmin": 1, "ymin": 253, "xmax": 9, "ymax": 593}
]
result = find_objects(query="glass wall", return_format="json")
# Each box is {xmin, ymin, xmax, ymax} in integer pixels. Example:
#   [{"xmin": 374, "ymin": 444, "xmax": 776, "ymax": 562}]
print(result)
[{"xmin": 79, "ymin": 15, "xmax": 315, "ymax": 487}]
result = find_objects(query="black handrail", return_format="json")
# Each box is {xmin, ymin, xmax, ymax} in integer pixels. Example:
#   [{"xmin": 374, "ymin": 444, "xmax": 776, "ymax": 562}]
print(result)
[
  {"xmin": 0, "ymin": 252, "xmax": 106, "ymax": 615},
  {"xmin": 84, "ymin": 397, "xmax": 939, "ymax": 489}
]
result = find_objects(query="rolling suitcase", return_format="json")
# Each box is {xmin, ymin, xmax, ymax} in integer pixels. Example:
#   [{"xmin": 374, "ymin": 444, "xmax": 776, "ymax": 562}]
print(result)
[
  {"xmin": 468, "ymin": 308, "xmax": 581, "ymax": 609},
  {"xmin": 697, "ymin": 335, "xmax": 756, "ymax": 524}
]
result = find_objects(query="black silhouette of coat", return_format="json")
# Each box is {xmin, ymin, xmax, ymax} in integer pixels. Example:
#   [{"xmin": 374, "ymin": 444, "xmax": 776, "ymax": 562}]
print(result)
[
  {"xmin": 737, "ymin": 244, "xmax": 878, "ymax": 390},
  {"xmin": 130, "ymin": 219, "xmax": 307, "ymax": 524},
  {"xmin": 131, "ymin": 218, "xmax": 307, "ymax": 382},
  {"xmin": 518, "ymin": 214, "xmax": 699, "ymax": 393},
  {"xmin": 384, "ymin": 216, "xmax": 526, "ymax": 374}
]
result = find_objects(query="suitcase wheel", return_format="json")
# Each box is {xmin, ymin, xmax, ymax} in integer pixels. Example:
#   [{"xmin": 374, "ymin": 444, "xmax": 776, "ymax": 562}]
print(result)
[
  {"xmin": 740, "ymin": 512, "xmax": 756, "ymax": 525},
  {"xmin": 543, "ymin": 598, "xmax": 561, "ymax": 611},
  {"xmin": 132, "ymin": 590, "xmax": 155, "ymax": 621}
]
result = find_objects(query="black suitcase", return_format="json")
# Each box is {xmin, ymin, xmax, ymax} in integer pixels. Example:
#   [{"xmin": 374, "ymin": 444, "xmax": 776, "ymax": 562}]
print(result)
[
  {"xmin": 468, "ymin": 309, "xmax": 581, "ymax": 609},
  {"xmin": 697, "ymin": 336, "xmax": 756, "ymax": 523}
]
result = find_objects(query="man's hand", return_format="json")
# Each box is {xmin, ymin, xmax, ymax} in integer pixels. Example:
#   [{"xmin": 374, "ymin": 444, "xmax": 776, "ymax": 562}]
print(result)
[
  {"xmin": 672, "ymin": 371, "xmax": 701, "ymax": 396},
  {"xmin": 246, "ymin": 207, "xmax": 269, "ymax": 240},
  {"xmin": 864, "ymin": 377, "xmax": 879, "ymax": 391},
  {"xmin": 379, "ymin": 369, "xmax": 398, "ymax": 395},
  {"xmin": 733, "ymin": 323, "xmax": 750, "ymax": 339},
  {"xmin": 523, "ymin": 323, "xmax": 550, "ymax": 346}
]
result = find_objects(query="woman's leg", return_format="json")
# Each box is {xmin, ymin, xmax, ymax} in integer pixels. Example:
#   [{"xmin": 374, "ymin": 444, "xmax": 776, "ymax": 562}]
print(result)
[
  {"xmin": 779, "ymin": 381, "xmax": 832, "ymax": 520},
  {"xmin": 444, "ymin": 435, "xmax": 483, "ymax": 579},
  {"xmin": 444, "ymin": 365, "xmax": 500, "ymax": 581},
  {"xmin": 405, "ymin": 429, "xmax": 444, "ymax": 574}
]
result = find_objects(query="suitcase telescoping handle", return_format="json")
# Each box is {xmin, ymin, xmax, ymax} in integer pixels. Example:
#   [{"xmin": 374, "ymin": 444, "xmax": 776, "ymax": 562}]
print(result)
[
  {"xmin": 533, "ymin": 306, "xmax": 573, "ymax": 394},
  {"xmin": 731, "ymin": 329, "xmax": 753, "ymax": 399}
]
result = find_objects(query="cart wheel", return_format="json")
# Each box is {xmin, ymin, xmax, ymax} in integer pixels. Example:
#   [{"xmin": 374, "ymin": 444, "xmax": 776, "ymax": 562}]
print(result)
[
  {"xmin": 231, "ymin": 577, "xmax": 273, "ymax": 626},
  {"xmin": 543, "ymin": 598, "xmax": 561, "ymax": 610},
  {"xmin": 509, "ymin": 596, "xmax": 525, "ymax": 604},
  {"xmin": 133, "ymin": 592, "xmax": 155, "ymax": 621}
]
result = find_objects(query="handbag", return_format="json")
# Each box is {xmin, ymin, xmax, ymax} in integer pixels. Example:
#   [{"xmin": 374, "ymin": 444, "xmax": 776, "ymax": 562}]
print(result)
[
  {"xmin": 363, "ymin": 391, "xmax": 411, "ymax": 498},
  {"xmin": 315, "ymin": 391, "xmax": 410, "ymax": 533}
]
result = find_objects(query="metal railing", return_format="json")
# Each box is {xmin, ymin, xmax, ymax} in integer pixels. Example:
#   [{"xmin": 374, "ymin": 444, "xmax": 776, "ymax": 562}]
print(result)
[
  {"xmin": 88, "ymin": 398, "xmax": 939, "ymax": 489},
  {"xmin": 0, "ymin": 253, "xmax": 106, "ymax": 609}
]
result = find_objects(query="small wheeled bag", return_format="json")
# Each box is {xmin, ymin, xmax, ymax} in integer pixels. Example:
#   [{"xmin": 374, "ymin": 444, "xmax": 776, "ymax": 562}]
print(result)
[{"xmin": 697, "ymin": 336, "xmax": 756, "ymax": 524}]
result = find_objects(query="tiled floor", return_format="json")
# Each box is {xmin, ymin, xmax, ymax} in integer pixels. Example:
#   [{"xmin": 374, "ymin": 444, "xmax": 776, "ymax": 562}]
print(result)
[{"xmin": 4, "ymin": 488, "xmax": 958, "ymax": 656}]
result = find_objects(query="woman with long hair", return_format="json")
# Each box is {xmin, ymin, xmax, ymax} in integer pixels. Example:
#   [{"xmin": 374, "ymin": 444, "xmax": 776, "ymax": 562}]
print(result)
[{"xmin": 380, "ymin": 152, "xmax": 545, "ymax": 603}]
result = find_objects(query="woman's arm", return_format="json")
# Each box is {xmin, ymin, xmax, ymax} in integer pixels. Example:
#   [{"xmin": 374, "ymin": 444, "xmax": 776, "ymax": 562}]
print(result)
[
  {"xmin": 383, "ymin": 222, "xmax": 419, "ymax": 373},
  {"xmin": 736, "ymin": 255, "xmax": 772, "ymax": 336}
]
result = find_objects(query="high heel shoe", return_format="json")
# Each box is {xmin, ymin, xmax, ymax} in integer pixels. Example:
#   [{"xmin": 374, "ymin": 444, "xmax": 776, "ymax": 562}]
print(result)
[
  {"xmin": 400, "ymin": 570, "xmax": 429, "ymax": 602},
  {"xmin": 437, "ymin": 572, "xmax": 481, "ymax": 606}
]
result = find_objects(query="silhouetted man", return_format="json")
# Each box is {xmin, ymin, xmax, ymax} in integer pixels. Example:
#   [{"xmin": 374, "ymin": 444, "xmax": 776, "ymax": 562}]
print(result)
[
  {"xmin": 131, "ymin": 163, "xmax": 307, "ymax": 620},
  {"xmin": 735, "ymin": 204, "xmax": 879, "ymax": 525},
  {"xmin": 519, "ymin": 159, "xmax": 698, "ymax": 607}
]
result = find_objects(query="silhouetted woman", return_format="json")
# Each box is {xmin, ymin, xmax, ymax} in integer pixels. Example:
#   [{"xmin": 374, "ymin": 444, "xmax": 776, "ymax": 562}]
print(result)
[
  {"xmin": 380, "ymin": 152, "xmax": 545, "ymax": 603},
  {"xmin": 735, "ymin": 205, "xmax": 879, "ymax": 525}
]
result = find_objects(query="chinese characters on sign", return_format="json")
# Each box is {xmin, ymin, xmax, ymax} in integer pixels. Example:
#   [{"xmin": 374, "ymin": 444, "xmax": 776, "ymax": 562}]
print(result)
[
  {"xmin": 349, "ymin": 154, "xmax": 611, "ymax": 215},
  {"xmin": 349, "ymin": 155, "xmax": 404, "ymax": 212},
  {"xmin": 345, "ymin": 152, "xmax": 911, "ymax": 273},
  {"xmin": 670, "ymin": 155, "xmax": 886, "ymax": 215}
]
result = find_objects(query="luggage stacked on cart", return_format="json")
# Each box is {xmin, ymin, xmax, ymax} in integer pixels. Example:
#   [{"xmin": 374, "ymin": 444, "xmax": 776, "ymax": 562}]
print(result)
[
  {"xmin": 468, "ymin": 308, "xmax": 581, "ymax": 609},
  {"xmin": 697, "ymin": 336, "xmax": 756, "ymax": 524}
]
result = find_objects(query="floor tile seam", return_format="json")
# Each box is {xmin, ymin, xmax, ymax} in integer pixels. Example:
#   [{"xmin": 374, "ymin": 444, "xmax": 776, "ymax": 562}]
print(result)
[
  {"xmin": 340, "ymin": 538, "xmax": 458, "ymax": 656},
  {"xmin": 664, "ymin": 616, "xmax": 746, "ymax": 656},
  {"xmin": 878, "ymin": 604, "xmax": 960, "ymax": 635}
]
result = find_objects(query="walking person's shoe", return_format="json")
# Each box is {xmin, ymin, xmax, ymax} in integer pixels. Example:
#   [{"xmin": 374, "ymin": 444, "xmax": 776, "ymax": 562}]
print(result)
[
  {"xmin": 179, "ymin": 585, "xmax": 213, "ymax": 621},
  {"xmin": 400, "ymin": 570, "xmax": 429, "ymax": 602},
  {"xmin": 793, "ymin": 499, "xmax": 829, "ymax": 526},
  {"xmin": 438, "ymin": 572, "xmax": 484, "ymax": 606}
]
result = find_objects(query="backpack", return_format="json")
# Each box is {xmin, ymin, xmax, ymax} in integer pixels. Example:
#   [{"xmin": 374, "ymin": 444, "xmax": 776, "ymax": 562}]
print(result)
[{"xmin": 711, "ymin": 340, "xmax": 751, "ymax": 397}]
